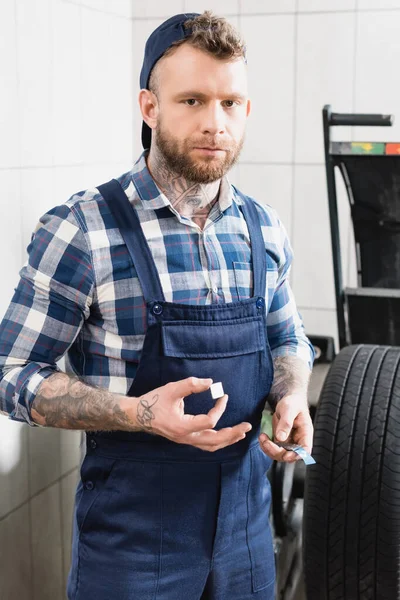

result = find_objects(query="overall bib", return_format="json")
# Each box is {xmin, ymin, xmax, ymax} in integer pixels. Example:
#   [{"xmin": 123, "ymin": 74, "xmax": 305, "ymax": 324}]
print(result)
[{"xmin": 67, "ymin": 180, "xmax": 276, "ymax": 600}]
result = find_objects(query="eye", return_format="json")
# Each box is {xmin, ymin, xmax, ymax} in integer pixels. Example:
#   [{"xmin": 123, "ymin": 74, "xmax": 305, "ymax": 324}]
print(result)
[
  {"xmin": 184, "ymin": 99, "xmax": 199, "ymax": 106},
  {"xmin": 224, "ymin": 100, "xmax": 240, "ymax": 108}
]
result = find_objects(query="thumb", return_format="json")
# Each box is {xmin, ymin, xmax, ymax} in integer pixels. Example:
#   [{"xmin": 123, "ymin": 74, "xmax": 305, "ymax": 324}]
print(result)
[
  {"xmin": 274, "ymin": 403, "xmax": 297, "ymax": 442},
  {"xmin": 169, "ymin": 376, "xmax": 213, "ymax": 401}
]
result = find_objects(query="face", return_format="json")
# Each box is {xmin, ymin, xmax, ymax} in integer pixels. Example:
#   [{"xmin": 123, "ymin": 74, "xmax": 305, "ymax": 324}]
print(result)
[{"xmin": 141, "ymin": 43, "xmax": 251, "ymax": 183}]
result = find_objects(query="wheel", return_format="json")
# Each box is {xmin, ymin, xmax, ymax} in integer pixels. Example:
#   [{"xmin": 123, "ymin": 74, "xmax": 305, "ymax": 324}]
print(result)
[{"xmin": 303, "ymin": 344, "xmax": 400, "ymax": 600}]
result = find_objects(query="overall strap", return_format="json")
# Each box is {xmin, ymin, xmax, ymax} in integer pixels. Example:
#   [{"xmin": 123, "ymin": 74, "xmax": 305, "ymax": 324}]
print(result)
[
  {"xmin": 97, "ymin": 179, "xmax": 165, "ymax": 303},
  {"xmin": 233, "ymin": 186, "xmax": 267, "ymax": 299}
]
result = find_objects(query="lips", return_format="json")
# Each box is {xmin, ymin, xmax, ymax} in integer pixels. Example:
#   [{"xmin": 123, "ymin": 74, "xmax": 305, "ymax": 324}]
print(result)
[{"xmin": 194, "ymin": 147, "xmax": 226, "ymax": 152}]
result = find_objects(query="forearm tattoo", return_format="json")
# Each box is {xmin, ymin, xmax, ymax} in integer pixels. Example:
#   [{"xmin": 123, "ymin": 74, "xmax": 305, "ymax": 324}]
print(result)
[
  {"xmin": 136, "ymin": 394, "xmax": 159, "ymax": 432},
  {"xmin": 31, "ymin": 372, "xmax": 138, "ymax": 431},
  {"xmin": 268, "ymin": 356, "xmax": 311, "ymax": 408}
]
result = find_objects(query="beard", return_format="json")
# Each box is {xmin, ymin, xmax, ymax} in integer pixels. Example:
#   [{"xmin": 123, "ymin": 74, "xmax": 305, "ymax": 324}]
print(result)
[{"xmin": 153, "ymin": 118, "xmax": 244, "ymax": 184}]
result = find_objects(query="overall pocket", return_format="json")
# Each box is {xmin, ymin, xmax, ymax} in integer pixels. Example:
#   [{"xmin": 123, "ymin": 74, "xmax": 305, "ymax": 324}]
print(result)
[
  {"xmin": 75, "ymin": 453, "xmax": 118, "ymax": 535},
  {"xmin": 160, "ymin": 317, "xmax": 264, "ymax": 427}
]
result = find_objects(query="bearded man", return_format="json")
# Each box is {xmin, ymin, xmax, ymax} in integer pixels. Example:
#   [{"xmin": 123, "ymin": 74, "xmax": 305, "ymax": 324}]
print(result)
[{"xmin": 0, "ymin": 11, "xmax": 314, "ymax": 600}]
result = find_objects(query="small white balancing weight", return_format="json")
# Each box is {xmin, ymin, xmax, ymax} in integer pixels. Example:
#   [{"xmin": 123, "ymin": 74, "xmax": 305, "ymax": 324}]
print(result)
[{"xmin": 210, "ymin": 382, "xmax": 224, "ymax": 400}]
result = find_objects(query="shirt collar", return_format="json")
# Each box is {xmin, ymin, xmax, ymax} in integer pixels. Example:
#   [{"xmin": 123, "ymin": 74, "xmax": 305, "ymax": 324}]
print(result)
[{"xmin": 129, "ymin": 150, "xmax": 243, "ymax": 211}]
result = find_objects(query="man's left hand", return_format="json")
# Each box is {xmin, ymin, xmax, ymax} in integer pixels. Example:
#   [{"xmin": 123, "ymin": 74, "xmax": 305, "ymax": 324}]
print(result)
[{"xmin": 259, "ymin": 394, "xmax": 313, "ymax": 462}]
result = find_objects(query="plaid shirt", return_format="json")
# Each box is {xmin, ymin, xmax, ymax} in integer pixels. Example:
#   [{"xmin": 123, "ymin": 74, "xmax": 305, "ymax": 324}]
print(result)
[{"xmin": 0, "ymin": 151, "xmax": 314, "ymax": 426}]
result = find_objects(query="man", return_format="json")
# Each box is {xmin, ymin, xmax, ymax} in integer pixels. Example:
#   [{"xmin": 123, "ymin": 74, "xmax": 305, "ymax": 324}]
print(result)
[{"xmin": 0, "ymin": 11, "xmax": 314, "ymax": 600}]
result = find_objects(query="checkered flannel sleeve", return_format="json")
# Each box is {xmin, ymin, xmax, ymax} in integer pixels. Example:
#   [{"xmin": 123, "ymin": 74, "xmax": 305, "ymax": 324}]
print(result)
[
  {"xmin": 265, "ymin": 216, "xmax": 315, "ymax": 370},
  {"xmin": 0, "ymin": 204, "xmax": 94, "ymax": 425}
]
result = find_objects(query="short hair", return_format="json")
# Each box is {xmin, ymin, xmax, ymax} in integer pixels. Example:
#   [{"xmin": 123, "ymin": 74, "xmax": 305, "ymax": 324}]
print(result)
[{"xmin": 148, "ymin": 11, "xmax": 246, "ymax": 96}]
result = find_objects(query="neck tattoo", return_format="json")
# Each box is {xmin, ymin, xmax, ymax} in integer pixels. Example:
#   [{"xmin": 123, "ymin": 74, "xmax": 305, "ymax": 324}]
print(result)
[{"xmin": 148, "ymin": 146, "xmax": 221, "ymax": 227}]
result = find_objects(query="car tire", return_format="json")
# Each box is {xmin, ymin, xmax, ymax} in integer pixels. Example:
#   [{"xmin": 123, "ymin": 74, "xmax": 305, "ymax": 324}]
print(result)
[{"xmin": 303, "ymin": 344, "xmax": 400, "ymax": 600}]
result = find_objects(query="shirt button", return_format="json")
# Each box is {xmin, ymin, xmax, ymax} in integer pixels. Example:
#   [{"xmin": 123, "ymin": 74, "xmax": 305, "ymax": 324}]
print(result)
[
  {"xmin": 89, "ymin": 439, "xmax": 97, "ymax": 450},
  {"xmin": 85, "ymin": 481, "xmax": 94, "ymax": 491}
]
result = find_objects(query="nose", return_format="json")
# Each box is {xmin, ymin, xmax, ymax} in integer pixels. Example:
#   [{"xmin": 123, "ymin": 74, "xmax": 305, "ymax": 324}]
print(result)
[{"xmin": 201, "ymin": 102, "xmax": 226, "ymax": 137}]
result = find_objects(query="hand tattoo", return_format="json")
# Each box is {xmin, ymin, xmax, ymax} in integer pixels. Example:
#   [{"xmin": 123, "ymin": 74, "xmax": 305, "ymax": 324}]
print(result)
[{"xmin": 136, "ymin": 394, "xmax": 159, "ymax": 431}]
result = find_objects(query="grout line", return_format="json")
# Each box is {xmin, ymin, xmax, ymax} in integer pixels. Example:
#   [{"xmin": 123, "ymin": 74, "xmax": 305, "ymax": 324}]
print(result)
[
  {"xmin": 79, "ymin": 0, "xmax": 84, "ymax": 169},
  {"xmin": 0, "ymin": 466, "xmax": 79, "ymax": 524},
  {"xmin": 131, "ymin": 13, "xmax": 135, "ymax": 166},
  {"xmin": 130, "ymin": 7, "xmax": 400, "ymax": 20},
  {"xmin": 0, "ymin": 161, "xmax": 133, "ymax": 172},
  {"xmin": 290, "ymin": 5, "xmax": 299, "ymax": 264},
  {"xmin": 63, "ymin": 0, "xmax": 133, "ymax": 21},
  {"xmin": 132, "ymin": 13, "xmax": 241, "ymax": 21}
]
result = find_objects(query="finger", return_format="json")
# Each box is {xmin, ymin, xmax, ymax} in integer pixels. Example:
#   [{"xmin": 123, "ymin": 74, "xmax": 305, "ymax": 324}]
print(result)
[
  {"xmin": 184, "ymin": 421, "xmax": 252, "ymax": 450},
  {"xmin": 259, "ymin": 433, "xmax": 298, "ymax": 462},
  {"xmin": 169, "ymin": 376, "xmax": 213, "ymax": 401},
  {"xmin": 181, "ymin": 395, "xmax": 229, "ymax": 434},
  {"xmin": 293, "ymin": 420, "xmax": 314, "ymax": 453},
  {"xmin": 274, "ymin": 404, "xmax": 299, "ymax": 443}
]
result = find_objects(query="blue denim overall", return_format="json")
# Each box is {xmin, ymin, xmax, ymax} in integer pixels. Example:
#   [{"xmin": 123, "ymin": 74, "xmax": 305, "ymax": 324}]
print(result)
[{"xmin": 67, "ymin": 180, "xmax": 275, "ymax": 600}]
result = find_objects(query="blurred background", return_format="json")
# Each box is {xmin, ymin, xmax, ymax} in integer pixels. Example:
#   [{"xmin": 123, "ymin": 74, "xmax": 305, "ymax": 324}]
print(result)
[{"xmin": 1, "ymin": 0, "xmax": 400, "ymax": 598}]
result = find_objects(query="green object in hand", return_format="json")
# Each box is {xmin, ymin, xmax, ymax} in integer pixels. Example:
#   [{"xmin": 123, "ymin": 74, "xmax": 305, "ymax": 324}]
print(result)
[{"xmin": 261, "ymin": 410, "xmax": 273, "ymax": 439}]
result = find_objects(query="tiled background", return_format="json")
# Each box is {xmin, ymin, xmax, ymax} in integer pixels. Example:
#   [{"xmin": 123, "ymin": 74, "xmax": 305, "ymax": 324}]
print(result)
[{"xmin": 1, "ymin": 0, "xmax": 400, "ymax": 598}]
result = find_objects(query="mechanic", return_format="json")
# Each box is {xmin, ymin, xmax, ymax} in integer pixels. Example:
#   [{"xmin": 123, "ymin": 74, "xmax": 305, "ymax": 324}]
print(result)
[{"xmin": 0, "ymin": 11, "xmax": 314, "ymax": 600}]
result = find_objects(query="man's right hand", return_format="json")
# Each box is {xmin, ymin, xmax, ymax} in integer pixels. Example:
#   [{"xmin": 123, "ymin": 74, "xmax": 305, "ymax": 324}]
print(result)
[{"xmin": 125, "ymin": 376, "xmax": 252, "ymax": 452}]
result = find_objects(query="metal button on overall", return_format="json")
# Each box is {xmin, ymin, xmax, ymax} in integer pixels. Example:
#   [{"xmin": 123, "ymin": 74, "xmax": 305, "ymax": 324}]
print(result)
[{"xmin": 152, "ymin": 303, "xmax": 163, "ymax": 315}]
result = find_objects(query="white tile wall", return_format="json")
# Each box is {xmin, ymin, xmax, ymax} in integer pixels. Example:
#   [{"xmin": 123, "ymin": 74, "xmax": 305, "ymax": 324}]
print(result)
[
  {"xmin": 295, "ymin": 12, "xmax": 356, "ymax": 164},
  {"xmin": 358, "ymin": 0, "xmax": 400, "ymax": 8},
  {"xmin": 238, "ymin": 164, "xmax": 293, "ymax": 236},
  {"xmin": 81, "ymin": 0, "xmax": 133, "ymax": 18},
  {"xmin": 20, "ymin": 167, "xmax": 57, "ymax": 243},
  {"xmin": 241, "ymin": 0, "xmax": 296, "ymax": 14},
  {"xmin": 298, "ymin": 0, "xmax": 356, "ymax": 11},
  {"xmin": 82, "ymin": 162, "xmax": 134, "ymax": 188},
  {"xmin": 134, "ymin": 0, "xmax": 184, "ymax": 18},
  {"xmin": 227, "ymin": 163, "xmax": 240, "ymax": 188},
  {"xmin": 0, "ymin": 503, "xmax": 32, "ymax": 600},
  {"xmin": 60, "ymin": 430, "xmax": 83, "ymax": 475},
  {"xmin": 30, "ymin": 483, "xmax": 64, "ymax": 600},
  {"xmin": 28, "ymin": 427, "xmax": 61, "ymax": 496},
  {"xmin": 53, "ymin": 166, "xmax": 87, "ymax": 203},
  {"xmin": 240, "ymin": 14, "xmax": 295, "ymax": 163},
  {"xmin": 292, "ymin": 165, "xmax": 336, "ymax": 310},
  {"xmin": 299, "ymin": 307, "xmax": 339, "ymax": 349},
  {"xmin": 81, "ymin": 7, "xmax": 133, "ymax": 164},
  {"xmin": 16, "ymin": 0, "xmax": 53, "ymax": 167},
  {"xmin": 52, "ymin": 1, "xmax": 82, "ymax": 166},
  {"xmin": 184, "ymin": 0, "xmax": 238, "ymax": 14},
  {"xmin": 0, "ymin": 171, "xmax": 22, "ymax": 320},
  {"xmin": 0, "ymin": 421, "xmax": 29, "ymax": 519},
  {"xmin": 353, "ymin": 11, "xmax": 400, "ymax": 142},
  {"xmin": 0, "ymin": 1, "xmax": 19, "ymax": 169}
]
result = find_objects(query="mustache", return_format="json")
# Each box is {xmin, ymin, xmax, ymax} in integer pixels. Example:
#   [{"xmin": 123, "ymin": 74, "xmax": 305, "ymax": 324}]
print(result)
[{"xmin": 190, "ymin": 140, "xmax": 233, "ymax": 151}]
